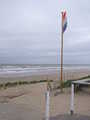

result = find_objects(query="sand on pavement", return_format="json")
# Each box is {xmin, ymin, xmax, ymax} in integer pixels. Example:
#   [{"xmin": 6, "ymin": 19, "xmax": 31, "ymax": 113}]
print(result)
[{"xmin": 0, "ymin": 83, "xmax": 90, "ymax": 120}]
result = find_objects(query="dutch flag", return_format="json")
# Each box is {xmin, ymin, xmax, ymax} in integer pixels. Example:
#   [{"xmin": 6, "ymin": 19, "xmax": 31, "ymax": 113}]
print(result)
[{"xmin": 62, "ymin": 11, "xmax": 67, "ymax": 33}]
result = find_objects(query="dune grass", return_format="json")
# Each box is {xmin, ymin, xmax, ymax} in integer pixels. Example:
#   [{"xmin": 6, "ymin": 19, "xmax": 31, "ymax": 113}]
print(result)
[
  {"xmin": 0, "ymin": 80, "xmax": 53, "ymax": 89},
  {"xmin": 0, "ymin": 75, "xmax": 90, "ymax": 89}
]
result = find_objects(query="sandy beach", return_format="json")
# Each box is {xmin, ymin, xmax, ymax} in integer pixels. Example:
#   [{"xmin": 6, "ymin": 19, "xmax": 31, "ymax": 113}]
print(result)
[
  {"xmin": 0, "ymin": 83, "xmax": 90, "ymax": 120},
  {"xmin": 0, "ymin": 0, "xmax": 90, "ymax": 119},
  {"xmin": 0, "ymin": 68, "xmax": 90, "ymax": 84},
  {"xmin": 0, "ymin": 67, "xmax": 90, "ymax": 119}
]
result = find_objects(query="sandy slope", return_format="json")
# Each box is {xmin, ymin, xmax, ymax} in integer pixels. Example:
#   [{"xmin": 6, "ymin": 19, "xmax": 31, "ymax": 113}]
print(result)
[{"xmin": 0, "ymin": 83, "xmax": 90, "ymax": 119}]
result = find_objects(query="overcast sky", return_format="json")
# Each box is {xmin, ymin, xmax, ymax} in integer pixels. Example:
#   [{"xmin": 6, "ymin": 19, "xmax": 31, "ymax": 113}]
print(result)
[{"xmin": 0, "ymin": 0, "xmax": 90, "ymax": 64}]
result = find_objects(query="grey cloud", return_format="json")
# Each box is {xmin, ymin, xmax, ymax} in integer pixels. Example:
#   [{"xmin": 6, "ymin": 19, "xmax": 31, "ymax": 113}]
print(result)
[{"xmin": 0, "ymin": 0, "xmax": 90, "ymax": 64}]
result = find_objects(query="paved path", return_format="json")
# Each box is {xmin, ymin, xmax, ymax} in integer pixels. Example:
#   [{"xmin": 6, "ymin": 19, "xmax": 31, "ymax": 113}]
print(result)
[
  {"xmin": 0, "ymin": 103, "xmax": 90, "ymax": 120},
  {"xmin": 0, "ymin": 103, "xmax": 42, "ymax": 120},
  {"xmin": 50, "ymin": 114, "xmax": 90, "ymax": 120}
]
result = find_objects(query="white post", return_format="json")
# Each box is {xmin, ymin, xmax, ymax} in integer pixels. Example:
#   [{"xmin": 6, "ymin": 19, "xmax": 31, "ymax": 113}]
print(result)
[
  {"xmin": 70, "ymin": 83, "xmax": 74, "ymax": 115},
  {"xmin": 45, "ymin": 90, "xmax": 50, "ymax": 120}
]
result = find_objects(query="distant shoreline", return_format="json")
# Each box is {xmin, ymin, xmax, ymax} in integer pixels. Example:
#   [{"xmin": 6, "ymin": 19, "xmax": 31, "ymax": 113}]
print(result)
[
  {"xmin": 0, "ymin": 68, "xmax": 90, "ymax": 84},
  {"xmin": 0, "ymin": 64, "xmax": 90, "ymax": 76}
]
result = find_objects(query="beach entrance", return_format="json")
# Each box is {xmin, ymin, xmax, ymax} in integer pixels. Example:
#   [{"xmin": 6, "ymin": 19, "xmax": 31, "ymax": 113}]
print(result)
[
  {"xmin": 70, "ymin": 79, "xmax": 90, "ymax": 115},
  {"xmin": 45, "ymin": 79, "xmax": 90, "ymax": 120}
]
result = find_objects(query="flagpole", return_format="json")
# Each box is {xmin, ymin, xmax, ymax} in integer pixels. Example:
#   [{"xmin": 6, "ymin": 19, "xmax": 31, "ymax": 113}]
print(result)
[{"xmin": 60, "ymin": 12, "xmax": 64, "ymax": 92}]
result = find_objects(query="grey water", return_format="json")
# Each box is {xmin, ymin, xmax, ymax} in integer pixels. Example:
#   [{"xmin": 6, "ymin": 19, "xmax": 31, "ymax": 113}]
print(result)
[{"xmin": 0, "ymin": 64, "xmax": 90, "ymax": 76}]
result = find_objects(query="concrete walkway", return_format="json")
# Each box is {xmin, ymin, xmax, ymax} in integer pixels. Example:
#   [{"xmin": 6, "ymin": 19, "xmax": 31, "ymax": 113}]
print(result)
[
  {"xmin": 50, "ymin": 114, "xmax": 90, "ymax": 120},
  {"xmin": 0, "ymin": 103, "xmax": 90, "ymax": 120},
  {"xmin": 0, "ymin": 103, "xmax": 42, "ymax": 120}
]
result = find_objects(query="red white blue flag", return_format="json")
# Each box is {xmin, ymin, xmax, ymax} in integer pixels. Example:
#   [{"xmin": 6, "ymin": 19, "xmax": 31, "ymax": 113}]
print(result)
[{"xmin": 62, "ymin": 11, "xmax": 67, "ymax": 33}]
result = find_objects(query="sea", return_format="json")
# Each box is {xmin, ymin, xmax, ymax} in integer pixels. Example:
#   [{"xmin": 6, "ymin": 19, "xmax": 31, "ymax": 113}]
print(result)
[{"xmin": 0, "ymin": 64, "xmax": 90, "ymax": 76}]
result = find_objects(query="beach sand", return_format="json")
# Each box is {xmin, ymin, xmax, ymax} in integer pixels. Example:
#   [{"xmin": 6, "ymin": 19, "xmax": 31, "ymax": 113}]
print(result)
[
  {"xmin": 0, "ymin": 83, "xmax": 90, "ymax": 120},
  {"xmin": 0, "ymin": 68, "xmax": 90, "ymax": 119},
  {"xmin": 0, "ymin": 68, "xmax": 90, "ymax": 84}
]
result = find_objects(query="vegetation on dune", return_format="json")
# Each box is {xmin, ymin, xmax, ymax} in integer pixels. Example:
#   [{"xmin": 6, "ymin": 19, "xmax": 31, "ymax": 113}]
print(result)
[
  {"xmin": 0, "ymin": 80, "xmax": 53, "ymax": 89},
  {"xmin": 0, "ymin": 75, "xmax": 90, "ymax": 89}
]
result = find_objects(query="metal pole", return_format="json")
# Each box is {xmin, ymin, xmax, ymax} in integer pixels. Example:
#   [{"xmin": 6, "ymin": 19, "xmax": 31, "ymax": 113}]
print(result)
[
  {"xmin": 60, "ymin": 12, "xmax": 64, "ymax": 91},
  {"xmin": 70, "ymin": 83, "xmax": 74, "ymax": 115},
  {"xmin": 45, "ymin": 90, "xmax": 50, "ymax": 120}
]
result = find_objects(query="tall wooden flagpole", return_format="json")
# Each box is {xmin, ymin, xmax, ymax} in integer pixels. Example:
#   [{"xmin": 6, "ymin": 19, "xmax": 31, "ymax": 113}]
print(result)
[{"xmin": 60, "ymin": 12, "xmax": 64, "ymax": 91}]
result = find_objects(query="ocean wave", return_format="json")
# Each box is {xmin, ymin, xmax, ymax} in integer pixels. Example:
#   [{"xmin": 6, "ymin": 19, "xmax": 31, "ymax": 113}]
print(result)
[{"xmin": 0, "ymin": 65, "xmax": 90, "ymax": 75}]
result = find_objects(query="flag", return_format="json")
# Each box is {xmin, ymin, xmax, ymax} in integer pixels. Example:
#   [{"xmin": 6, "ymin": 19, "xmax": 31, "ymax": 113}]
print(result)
[{"xmin": 62, "ymin": 11, "xmax": 67, "ymax": 33}]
